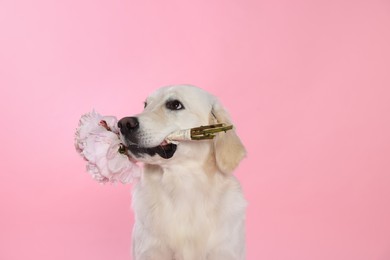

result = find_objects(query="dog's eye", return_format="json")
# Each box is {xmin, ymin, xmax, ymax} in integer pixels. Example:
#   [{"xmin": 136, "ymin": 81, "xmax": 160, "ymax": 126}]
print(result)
[
  {"xmin": 144, "ymin": 102, "xmax": 147, "ymax": 108},
  {"xmin": 166, "ymin": 100, "xmax": 185, "ymax": 110}
]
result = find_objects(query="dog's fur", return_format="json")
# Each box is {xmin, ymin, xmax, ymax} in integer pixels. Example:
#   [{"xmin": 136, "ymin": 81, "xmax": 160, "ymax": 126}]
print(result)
[{"xmin": 119, "ymin": 85, "xmax": 247, "ymax": 260}]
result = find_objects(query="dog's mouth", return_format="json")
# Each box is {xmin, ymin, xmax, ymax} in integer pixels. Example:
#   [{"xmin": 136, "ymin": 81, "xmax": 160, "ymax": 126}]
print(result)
[{"xmin": 126, "ymin": 140, "xmax": 177, "ymax": 159}]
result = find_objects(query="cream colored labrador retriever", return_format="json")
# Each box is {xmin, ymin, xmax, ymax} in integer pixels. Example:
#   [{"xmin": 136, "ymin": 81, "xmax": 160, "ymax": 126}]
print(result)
[{"xmin": 118, "ymin": 85, "xmax": 247, "ymax": 260}]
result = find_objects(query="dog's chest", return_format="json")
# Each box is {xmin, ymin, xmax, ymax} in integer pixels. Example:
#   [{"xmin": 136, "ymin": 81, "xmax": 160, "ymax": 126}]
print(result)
[
  {"xmin": 133, "ymin": 172, "xmax": 221, "ymax": 248},
  {"xmin": 163, "ymin": 192, "xmax": 214, "ymax": 243}
]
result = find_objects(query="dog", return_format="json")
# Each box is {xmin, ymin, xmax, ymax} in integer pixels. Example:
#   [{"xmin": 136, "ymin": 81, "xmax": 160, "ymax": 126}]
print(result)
[{"xmin": 118, "ymin": 85, "xmax": 247, "ymax": 260}]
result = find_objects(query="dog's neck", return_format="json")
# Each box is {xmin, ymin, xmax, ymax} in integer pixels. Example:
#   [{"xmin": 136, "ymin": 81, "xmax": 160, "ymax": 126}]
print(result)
[
  {"xmin": 139, "ymin": 141, "xmax": 224, "ymax": 202},
  {"xmin": 142, "ymin": 163, "xmax": 221, "ymax": 207},
  {"xmin": 141, "ymin": 143, "xmax": 221, "ymax": 196},
  {"xmin": 143, "ymin": 155, "xmax": 218, "ymax": 180}
]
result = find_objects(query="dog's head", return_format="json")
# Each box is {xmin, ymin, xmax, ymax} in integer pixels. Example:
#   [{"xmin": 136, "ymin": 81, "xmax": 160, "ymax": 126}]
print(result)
[{"xmin": 118, "ymin": 85, "xmax": 246, "ymax": 174}]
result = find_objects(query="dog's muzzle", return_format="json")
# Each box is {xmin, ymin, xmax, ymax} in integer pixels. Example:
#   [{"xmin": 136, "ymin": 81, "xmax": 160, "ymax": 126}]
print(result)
[{"xmin": 117, "ymin": 117, "xmax": 177, "ymax": 159}]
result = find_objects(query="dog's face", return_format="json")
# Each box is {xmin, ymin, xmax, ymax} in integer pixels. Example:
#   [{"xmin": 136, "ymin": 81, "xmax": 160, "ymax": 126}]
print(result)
[{"xmin": 118, "ymin": 85, "xmax": 246, "ymax": 173}]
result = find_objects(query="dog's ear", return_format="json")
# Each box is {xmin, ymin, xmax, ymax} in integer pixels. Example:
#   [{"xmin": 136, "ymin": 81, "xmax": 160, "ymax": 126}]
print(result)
[{"xmin": 211, "ymin": 100, "xmax": 246, "ymax": 174}]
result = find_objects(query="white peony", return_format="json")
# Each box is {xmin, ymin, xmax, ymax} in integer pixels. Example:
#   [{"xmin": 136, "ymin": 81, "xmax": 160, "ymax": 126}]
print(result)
[{"xmin": 75, "ymin": 110, "xmax": 140, "ymax": 184}]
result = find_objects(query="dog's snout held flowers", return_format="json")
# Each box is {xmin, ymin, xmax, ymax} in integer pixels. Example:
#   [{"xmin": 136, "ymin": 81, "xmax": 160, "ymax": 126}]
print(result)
[
  {"xmin": 75, "ymin": 110, "xmax": 234, "ymax": 184},
  {"xmin": 75, "ymin": 110, "xmax": 141, "ymax": 184}
]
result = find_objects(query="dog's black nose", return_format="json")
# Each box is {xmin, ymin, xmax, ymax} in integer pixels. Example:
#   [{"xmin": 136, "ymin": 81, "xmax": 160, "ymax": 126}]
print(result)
[{"xmin": 118, "ymin": 117, "xmax": 139, "ymax": 134}]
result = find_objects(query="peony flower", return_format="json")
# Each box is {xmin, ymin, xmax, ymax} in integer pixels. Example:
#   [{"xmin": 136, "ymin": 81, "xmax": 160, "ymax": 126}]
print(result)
[{"xmin": 75, "ymin": 110, "xmax": 140, "ymax": 184}]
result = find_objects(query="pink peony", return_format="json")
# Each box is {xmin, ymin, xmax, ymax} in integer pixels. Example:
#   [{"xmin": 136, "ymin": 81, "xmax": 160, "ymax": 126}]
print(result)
[{"xmin": 75, "ymin": 111, "xmax": 140, "ymax": 184}]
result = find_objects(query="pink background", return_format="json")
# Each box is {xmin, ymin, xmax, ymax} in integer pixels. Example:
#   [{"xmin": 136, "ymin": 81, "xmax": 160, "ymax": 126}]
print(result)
[{"xmin": 1, "ymin": 0, "xmax": 390, "ymax": 259}]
